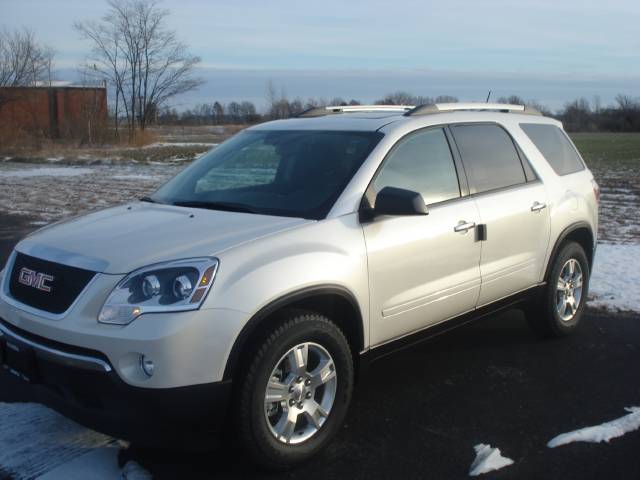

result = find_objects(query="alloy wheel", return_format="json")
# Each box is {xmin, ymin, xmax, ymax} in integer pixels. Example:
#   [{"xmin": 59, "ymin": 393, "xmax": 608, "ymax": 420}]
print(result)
[
  {"xmin": 263, "ymin": 342, "xmax": 337, "ymax": 444},
  {"xmin": 556, "ymin": 258, "xmax": 583, "ymax": 321}
]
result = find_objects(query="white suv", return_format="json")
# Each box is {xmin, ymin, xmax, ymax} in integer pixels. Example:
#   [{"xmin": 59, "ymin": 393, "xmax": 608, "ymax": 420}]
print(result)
[{"xmin": 0, "ymin": 103, "xmax": 599, "ymax": 469}]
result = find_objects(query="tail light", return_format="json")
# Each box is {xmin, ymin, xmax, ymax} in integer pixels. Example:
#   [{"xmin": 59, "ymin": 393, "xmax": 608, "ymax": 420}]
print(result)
[{"xmin": 591, "ymin": 179, "xmax": 600, "ymax": 203}]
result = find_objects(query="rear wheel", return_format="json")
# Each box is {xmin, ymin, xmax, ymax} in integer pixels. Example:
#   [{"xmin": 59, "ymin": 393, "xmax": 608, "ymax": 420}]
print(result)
[
  {"xmin": 526, "ymin": 241, "xmax": 590, "ymax": 337},
  {"xmin": 235, "ymin": 311, "xmax": 353, "ymax": 470}
]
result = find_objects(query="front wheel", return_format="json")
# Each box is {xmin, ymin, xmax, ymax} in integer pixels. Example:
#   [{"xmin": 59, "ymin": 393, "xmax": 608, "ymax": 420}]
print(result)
[
  {"xmin": 235, "ymin": 311, "xmax": 354, "ymax": 470},
  {"xmin": 525, "ymin": 241, "xmax": 590, "ymax": 337}
]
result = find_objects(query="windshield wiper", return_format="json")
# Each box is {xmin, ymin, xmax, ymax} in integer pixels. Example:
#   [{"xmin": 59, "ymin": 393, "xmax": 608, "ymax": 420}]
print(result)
[
  {"xmin": 172, "ymin": 200, "xmax": 258, "ymax": 214},
  {"xmin": 140, "ymin": 196, "xmax": 162, "ymax": 204}
]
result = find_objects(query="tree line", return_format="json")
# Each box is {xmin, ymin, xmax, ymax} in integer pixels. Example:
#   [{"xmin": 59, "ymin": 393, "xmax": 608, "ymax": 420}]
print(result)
[{"xmin": 156, "ymin": 90, "xmax": 640, "ymax": 133}]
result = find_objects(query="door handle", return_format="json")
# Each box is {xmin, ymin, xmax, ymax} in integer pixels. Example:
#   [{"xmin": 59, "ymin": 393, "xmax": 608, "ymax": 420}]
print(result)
[
  {"xmin": 454, "ymin": 221, "xmax": 476, "ymax": 233},
  {"xmin": 531, "ymin": 201, "xmax": 547, "ymax": 212}
]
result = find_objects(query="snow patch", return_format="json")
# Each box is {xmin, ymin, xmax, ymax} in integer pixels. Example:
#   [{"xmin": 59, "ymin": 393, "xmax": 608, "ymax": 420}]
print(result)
[
  {"xmin": 112, "ymin": 174, "xmax": 165, "ymax": 180},
  {"xmin": 0, "ymin": 167, "xmax": 92, "ymax": 178},
  {"xmin": 0, "ymin": 402, "xmax": 114, "ymax": 479},
  {"xmin": 588, "ymin": 244, "xmax": 640, "ymax": 312},
  {"xmin": 547, "ymin": 407, "xmax": 640, "ymax": 448},
  {"xmin": 468, "ymin": 444, "xmax": 514, "ymax": 476},
  {"xmin": 36, "ymin": 446, "xmax": 122, "ymax": 480},
  {"xmin": 122, "ymin": 461, "xmax": 154, "ymax": 480},
  {"xmin": 0, "ymin": 402, "xmax": 154, "ymax": 479},
  {"xmin": 144, "ymin": 141, "xmax": 217, "ymax": 148}
]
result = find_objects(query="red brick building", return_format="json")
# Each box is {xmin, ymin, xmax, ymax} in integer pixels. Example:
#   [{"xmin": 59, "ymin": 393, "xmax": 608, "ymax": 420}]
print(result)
[{"xmin": 0, "ymin": 85, "xmax": 107, "ymax": 140}]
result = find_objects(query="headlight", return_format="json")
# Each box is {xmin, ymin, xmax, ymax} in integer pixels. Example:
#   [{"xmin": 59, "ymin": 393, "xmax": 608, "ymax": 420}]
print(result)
[{"xmin": 98, "ymin": 258, "xmax": 219, "ymax": 325}]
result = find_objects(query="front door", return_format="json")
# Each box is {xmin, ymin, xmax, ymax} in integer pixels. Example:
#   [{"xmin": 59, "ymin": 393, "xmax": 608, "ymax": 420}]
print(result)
[{"xmin": 362, "ymin": 127, "xmax": 482, "ymax": 346}]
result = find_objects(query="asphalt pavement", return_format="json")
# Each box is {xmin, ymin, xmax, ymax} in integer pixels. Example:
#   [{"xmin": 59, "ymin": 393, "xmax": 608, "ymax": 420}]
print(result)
[{"xmin": 1, "ymin": 214, "xmax": 639, "ymax": 479}]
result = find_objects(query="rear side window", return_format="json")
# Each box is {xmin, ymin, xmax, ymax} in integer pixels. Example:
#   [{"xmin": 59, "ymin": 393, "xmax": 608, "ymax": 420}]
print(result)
[
  {"xmin": 520, "ymin": 124, "xmax": 584, "ymax": 175},
  {"xmin": 373, "ymin": 128, "xmax": 460, "ymax": 206},
  {"xmin": 451, "ymin": 124, "xmax": 526, "ymax": 194}
]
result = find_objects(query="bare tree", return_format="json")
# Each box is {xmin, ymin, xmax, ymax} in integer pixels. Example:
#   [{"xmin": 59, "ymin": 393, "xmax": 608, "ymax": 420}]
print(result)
[
  {"xmin": 213, "ymin": 101, "xmax": 224, "ymax": 124},
  {"xmin": 375, "ymin": 92, "xmax": 454, "ymax": 106},
  {"xmin": 525, "ymin": 99, "xmax": 552, "ymax": 116},
  {"xmin": 74, "ymin": 16, "xmax": 129, "ymax": 136},
  {"xmin": 265, "ymin": 79, "xmax": 278, "ymax": 115},
  {"xmin": 615, "ymin": 94, "xmax": 638, "ymax": 111},
  {"xmin": 375, "ymin": 91, "xmax": 417, "ymax": 105},
  {"xmin": 434, "ymin": 95, "xmax": 458, "ymax": 103},
  {"xmin": 265, "ymin": 80, "xmax": 295, "ymax": 119},
  {"xmin": 0, "ymin": 28, "xmax": 54, "ymax": 108},
  {"xmin": 75, "ymin": 0, "xmax": 203, "ymax": 138},
  {"xmin": 496, "ymin": 94, "xmax": 526, "ymax": 105}
]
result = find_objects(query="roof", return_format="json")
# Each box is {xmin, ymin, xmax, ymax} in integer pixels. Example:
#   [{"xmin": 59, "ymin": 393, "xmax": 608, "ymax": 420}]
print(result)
[{"xmin": 249, "ymin": 103, "xmax": 557, "ymax": 133}]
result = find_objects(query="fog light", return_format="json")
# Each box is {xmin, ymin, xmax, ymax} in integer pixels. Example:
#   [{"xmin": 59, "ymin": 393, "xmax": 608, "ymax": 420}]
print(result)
[{"xmin": 140, "ymin": 355, "xmax": 155, "ymax": 377}]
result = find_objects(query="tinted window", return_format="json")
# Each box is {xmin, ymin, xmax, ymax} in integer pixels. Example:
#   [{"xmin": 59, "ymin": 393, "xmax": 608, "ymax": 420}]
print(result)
[
  {"xmin": 153, "ymin": 130, "xmax": 383, "ymax": 219},
  {"xmin": 373, "ymin": 128, "xmax": 460, "ymax": 205},
  {"xmin": 452, "ymin": 124, "xmax": 526, "ymax": 193},
  {"xmin": 520, "ymin": 124, "xmax": 584, "ymax": 175}
]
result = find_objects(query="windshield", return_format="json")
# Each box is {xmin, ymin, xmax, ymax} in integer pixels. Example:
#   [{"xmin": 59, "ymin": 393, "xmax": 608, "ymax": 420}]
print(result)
[{"xmin": 151, "ymin": 130, "xmax": 383, "ymax": 219}]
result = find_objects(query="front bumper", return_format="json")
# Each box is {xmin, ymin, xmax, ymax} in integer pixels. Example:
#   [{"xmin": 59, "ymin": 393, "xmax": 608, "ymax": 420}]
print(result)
[
  {"xmin": 0, "ymin": 319, "xmax": 232, "ymax": 448},
  {"xmin": 0, "ymin": 272, "xmax": 250, "ymax": 388}
]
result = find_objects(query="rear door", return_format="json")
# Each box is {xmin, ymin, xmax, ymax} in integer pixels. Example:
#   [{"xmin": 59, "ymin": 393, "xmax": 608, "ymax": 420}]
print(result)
[
  {"xmin": 450, "ymin": 123, "xmax": 550, "ymax": 306},
  {"xmin": 362, "ymin": 127, "xmax": 482, "ymax": 346}
]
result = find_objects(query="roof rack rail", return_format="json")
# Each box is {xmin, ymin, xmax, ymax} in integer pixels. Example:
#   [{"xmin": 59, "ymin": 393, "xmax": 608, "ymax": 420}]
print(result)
[
  {"xmin": 297, "ymin": 105, "xmax": 414, "ymax": 118},
  {"xmin": 405, "ymin": 102, "xmax": 542, "ymax": 116}
]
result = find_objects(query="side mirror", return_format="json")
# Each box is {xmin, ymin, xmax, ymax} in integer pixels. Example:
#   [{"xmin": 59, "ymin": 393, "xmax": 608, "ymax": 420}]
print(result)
[{"xmin": 372, "ymin": 187, "xmax": 428, "ymax": 217}]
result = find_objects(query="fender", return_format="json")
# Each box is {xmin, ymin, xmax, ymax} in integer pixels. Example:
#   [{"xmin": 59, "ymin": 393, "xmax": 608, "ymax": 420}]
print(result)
[
  {"xmin": 543, "ymin": 221, "xmax": 595, "ymax": 281},
  {"xmin": 222, "ymin": 285, "xmax": 364, "ymax": 381}
]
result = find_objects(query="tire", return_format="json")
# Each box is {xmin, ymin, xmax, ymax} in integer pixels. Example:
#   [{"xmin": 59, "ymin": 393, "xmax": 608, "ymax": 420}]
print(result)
[
  {"xmin": 525, "ymin": 241, "xmax": 590, "ymax": 337},
  {"xmin": 235, "ymin": 310, "xmax": 354, "ymax": 470}
]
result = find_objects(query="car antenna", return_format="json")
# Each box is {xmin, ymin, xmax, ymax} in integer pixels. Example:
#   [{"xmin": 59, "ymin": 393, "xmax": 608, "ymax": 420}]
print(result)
[{"xmin": 486, "ymin": 90, "xmax": 492, "ymax": 102}]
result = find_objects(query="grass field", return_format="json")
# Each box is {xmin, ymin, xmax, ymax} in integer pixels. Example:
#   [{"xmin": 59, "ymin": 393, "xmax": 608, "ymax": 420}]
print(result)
[{"xmin": 571, "ymin": 132, "xmax": 640, "ymax": 163}]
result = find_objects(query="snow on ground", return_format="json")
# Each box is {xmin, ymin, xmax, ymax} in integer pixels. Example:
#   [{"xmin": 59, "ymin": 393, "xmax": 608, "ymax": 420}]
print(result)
[
  {"xmin": 0, "ymin": 402, "xmax": 152, "ymax": 479},
  {"xmin": 144, "ymin": 141, "xmax": 217, "ymax": 148},
  {"xmin": 36, "ymin": 447, "xmax": 122, "ymax": 480},
  {"xmin": 0, "ymin": 167, "xmax": 93, "ymax": 177},
  {"xmin": 0, "ymin": 402, "xmax": 115, "ymax": 479},
  {"xmin": 0, "ymin": 161, "xmax": 179, "ymax": 222},
  {"xmin": 111, "ymin": 173, "xmax": 168, "ymax": 181},
  {"xmin": 547, "ymin": 407, "xmax": 640, "ymax": 448},
  {"xmin": 468, "ymin": 444, "xmax": 514, "ymax": 476},
  {"xmin": 121, "ymin": 461, "xmax": 154, "ymax": 480},
  {"xmin": 588, "ymin": 243, "xmax": 640, "ymax": 312}
]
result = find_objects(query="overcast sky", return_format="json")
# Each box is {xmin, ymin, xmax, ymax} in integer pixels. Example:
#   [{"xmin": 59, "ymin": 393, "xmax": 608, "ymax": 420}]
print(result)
[{"xmin": 3, "ymin": 0, "xmax": 640, "ymax": 110}]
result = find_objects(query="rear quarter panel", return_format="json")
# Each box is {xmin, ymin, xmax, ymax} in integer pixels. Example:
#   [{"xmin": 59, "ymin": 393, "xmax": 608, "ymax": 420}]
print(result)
[{"xmin": 507, "ymin": 120, "xmax": 598, "ymax": 279}]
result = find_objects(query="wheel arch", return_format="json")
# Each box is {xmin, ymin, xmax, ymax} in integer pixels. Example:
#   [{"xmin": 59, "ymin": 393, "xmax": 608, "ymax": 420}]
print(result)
[
  {"xmin": 222, "ymin": 285, "xmax": 365, "ymax": 381},
  {"xmin": 544, "ymin": 221, "xmax": 595, "ymax": 281}
]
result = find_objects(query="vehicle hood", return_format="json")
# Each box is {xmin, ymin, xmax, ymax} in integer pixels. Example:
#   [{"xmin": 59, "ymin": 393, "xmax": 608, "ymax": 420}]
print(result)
[{"xmin": 15, "ymin": 203, "xmax": 310, "ymax": 274}]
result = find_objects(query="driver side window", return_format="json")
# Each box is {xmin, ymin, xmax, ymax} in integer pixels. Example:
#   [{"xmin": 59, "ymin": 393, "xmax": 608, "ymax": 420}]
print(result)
[{"xmin": 373, "ymin": 128, "xmax": 461, "ymax": 206}]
